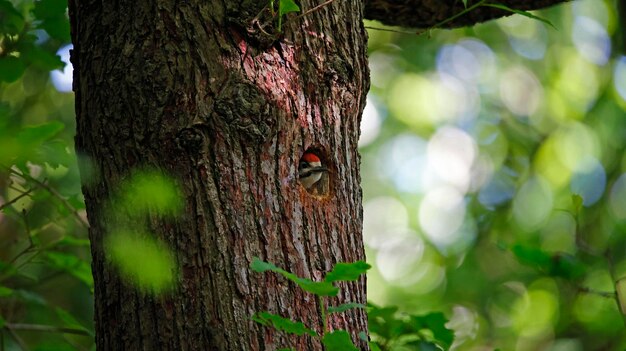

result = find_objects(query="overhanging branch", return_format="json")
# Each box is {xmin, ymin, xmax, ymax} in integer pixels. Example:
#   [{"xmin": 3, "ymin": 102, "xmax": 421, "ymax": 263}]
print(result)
[{"xmin": 364, "ymin": 0, "xmax": 572, "ymax": 29}]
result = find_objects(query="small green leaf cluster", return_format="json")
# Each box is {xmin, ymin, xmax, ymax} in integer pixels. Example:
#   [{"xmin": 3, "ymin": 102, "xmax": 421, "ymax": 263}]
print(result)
[
  {"xmin": 0, "ymin": 0, "xmax": 68, "ymax": 83},
  {"xmin": 251, "ymin": 257, "xmax": 370, "ymax": 350},
  {"xmin": 368, "ymin": 304, "xmax": 454, "ymax": 351}
]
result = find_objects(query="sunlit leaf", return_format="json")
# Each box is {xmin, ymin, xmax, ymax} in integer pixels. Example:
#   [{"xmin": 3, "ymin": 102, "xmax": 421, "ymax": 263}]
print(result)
[
  {"xmin": 106, "ymin": 231, "xmax": 176, "ymax": 293},
  {"xmin": 322, "ymin": 330, "xmax": 358, "ymax": 351},
  {"xmin": 251, "ymin": 311, "xmax": 317, "ymax": 336},
  {"xmin": 325, "ymin": 261, "xmax": 370, "ymax": 282},
  {"xmin": 279, "ymin": 0, "xmax": 300, "ymax": 16}
]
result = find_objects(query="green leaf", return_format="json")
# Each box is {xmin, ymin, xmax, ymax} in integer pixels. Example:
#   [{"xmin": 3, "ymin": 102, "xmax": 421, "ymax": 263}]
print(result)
[
  {"xmin": 21, "ymin": 45, "xmax": 65, "ymax": 71},
  {"xmin": 484, "ymin": 4, "xmax": 555, "ymax": 28},
  {"xmin": 251, "ymin": 311, "xmax": 317, "ymax": 336},
  {"xmin": 290, "ymin": 275, "xmax": 339, "ymax": 296},
  {"xmin": 0, "ymin": 56, "xmax": 26, "ymax": 82},
  {"xmin": 32, "ymin": 0, "xmax": 70, "ymax": 41},
  {"xmin": 0, "ymin": 0, "xmax": 25, "ymax": 34},
  {"xmin": 409, "ymin": 312, "xmax": 454, "ymax": 350},
  {"xmin": 40, "ymin": 140, "xmax": 73, "ymax": 168},
  {"xmin": 16, "ymin": 121, "xmax": 65, "ymax": 146},
  {"xmin": 279, "ymin": 0, "xmax": 300, "ymax": 16},
  {"xmin": 250, "ymin": 257, "xmax": 281, "ymax": 273},
  {"xmin": 549, "ymin": 252, "xmax": 587, "ymax": 280},
  {"xmin": 370, "ymin": 342, "xmax": 382, "ymax": 351},
  {"xmin": 32, "ymin": 0, "xmax": 67, "ymax": 18},
  {"xmin": 55, "ymin": 307, "xmax": 93, "ymax": 335},
  {"xmin": 251, "ymin": 257, "xmax": 339, "ymax": 296},
  {"xmin": 0, "ymin": 286, "xmax": 13, "ymax": 297},
  {"xmin": 328, "ymin": 303, "xmax": 366, "ymax": 314},
  {"xmin": 322, "ymin": 330, "xmax": 358, "ymax": 351},
  {"xmin": 367, "ymin": 303, "xmax": 401, "ymax": 340},
  {"xmin": 511, "ymin": 244, "xmax": 552, "ymax": 269},
  {"xmin": 45, "ymin": 251, "xmax": 94, "ymax": 289},
  {"xmin": 511, "ymin": 245, "xmax": 586, "ymax": 280},
  {"xmin": 461, "ymin": 0, "xmax": 468, "ymax": 8},
  {"xmin": 39, "ymin": 16, "xmax": 71, "ymax": 42},
  {"xmin": 405, "ymin": 340, "xmax": 440, "ymax": 351},
  {"xmin": 325, "ymin": 261, "xmax": 370, "ymax": 282}
]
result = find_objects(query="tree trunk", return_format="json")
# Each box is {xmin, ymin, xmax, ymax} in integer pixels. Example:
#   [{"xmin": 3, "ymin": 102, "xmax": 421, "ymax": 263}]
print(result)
[
  {"xmin": 70, "ymin": 0, "xmax": 368, "ymax": 349},
  {"xmin": 69, "ymin": 0, "xmax": 572, "ymax": 349}
]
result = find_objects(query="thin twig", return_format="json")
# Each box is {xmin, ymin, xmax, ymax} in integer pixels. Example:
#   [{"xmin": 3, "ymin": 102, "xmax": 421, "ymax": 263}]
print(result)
[
  {"xmin": 8, "ymin": 168, "xmax": 89, "ymax": 228},
  {"xmin": 577, "ymin": 286, "xmax": 616, "ymax": 299},
  {"xmin": 290, "ymin": 0, "xmax": 337, "ymax": 23},
  {"xmin": 5, "ymin": 325, "xmax": 29, "ymax": 351},
  {"xmin": 364, "ymin": 26, "xmax": 423, "ymax": 35},
  {"xmin": 605, "ymin": 249, "xmax": 626, "ymax": 327},
  {"xmin": 5, "ymin": 323, "xmax": 91, "ymax": 336},
  {"xmin": 366, "ymin": 0, "xmax": 491, "ymax": 36},
  {"xmin": 0, "ymin": 188, "xmax": 35, "ymax": 211},
  {"xmin": 7, "ymin": 210, "xmax": 35, "ymax": 266}
]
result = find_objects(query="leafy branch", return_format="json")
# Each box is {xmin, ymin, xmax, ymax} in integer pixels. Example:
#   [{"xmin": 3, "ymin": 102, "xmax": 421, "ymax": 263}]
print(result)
[{"xmin": 250, "ymin": 258, "xmax": 370, "ymax": 350}]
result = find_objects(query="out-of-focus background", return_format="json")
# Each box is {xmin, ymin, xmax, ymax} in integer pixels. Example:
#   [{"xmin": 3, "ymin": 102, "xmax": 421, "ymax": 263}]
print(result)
[
  {"xmin": 1, "ymin": 0, "xmax": 625, "ymax": 349},
  {"xmin": 363, "ymin": 0, "xmax": 626, "ymax": 349}
]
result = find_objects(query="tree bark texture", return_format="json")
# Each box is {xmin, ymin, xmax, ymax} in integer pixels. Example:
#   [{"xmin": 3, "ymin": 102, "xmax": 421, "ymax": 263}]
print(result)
[
  {"xmin": 70, "ymin": 0, "xmax": 368, "ymax": 350},
  {"xmin": 364, "ymin": 0, "xmax": 571, "ymax": 29}
]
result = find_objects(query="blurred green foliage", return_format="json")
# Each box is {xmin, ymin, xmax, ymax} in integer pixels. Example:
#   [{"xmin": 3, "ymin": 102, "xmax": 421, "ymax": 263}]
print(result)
[
  {"xmin": 363, "ymin": 0, "xmax": 626, "ymax": 349},
  {"xmin": 2, "ymin": 0, "xmax": 626, "ymax": 350}
]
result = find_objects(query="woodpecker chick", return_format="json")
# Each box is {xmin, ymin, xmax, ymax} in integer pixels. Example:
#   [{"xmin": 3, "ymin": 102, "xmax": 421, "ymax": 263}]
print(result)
[{"xmin": 298, "ymin": 152, "xmax": 328, "ymax": 190}]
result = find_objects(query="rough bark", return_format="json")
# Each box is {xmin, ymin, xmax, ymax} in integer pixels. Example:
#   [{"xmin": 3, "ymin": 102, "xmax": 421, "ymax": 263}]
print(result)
[
  {"xmin": 70, "ymin": 0, "xmax": 368, "ymax": 350},
  {"xmin": 364, "ymin": 0, "xmax": 571, "ymax": 29}
]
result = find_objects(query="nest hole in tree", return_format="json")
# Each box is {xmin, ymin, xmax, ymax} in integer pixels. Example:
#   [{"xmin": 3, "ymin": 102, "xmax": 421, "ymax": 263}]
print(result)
[{"xmin": 298, "ymin": 147, "xmax": 331, "ymax": 197}]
